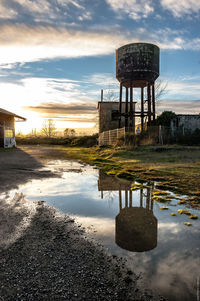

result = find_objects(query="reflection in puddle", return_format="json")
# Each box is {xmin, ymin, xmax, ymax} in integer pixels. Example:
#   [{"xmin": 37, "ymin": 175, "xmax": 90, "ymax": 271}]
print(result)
[
  {"xmin": 3, "ymin": 161, "xmax": 199, "ymax": 301},
  {"xmin": 116, "ymin": 199, "xmax": 157, "ymax": 252},
  {"xmin": 99, "ymin": 170, "xmax": 157, "ymax": 252}
]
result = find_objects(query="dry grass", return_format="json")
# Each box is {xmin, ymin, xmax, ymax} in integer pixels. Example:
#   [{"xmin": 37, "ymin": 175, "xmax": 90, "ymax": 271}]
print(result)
[{"xmin": 60, "ymin": 145, "xmax": 200, "ymax": 201}]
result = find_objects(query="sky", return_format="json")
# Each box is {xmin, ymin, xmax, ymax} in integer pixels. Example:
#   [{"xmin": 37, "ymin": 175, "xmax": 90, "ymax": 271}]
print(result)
[{"xmin": 0, "ymin": 0, "xmax": 199, "ymax": 134}]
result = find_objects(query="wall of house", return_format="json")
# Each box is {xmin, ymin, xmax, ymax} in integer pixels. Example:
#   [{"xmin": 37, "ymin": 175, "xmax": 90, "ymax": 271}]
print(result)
[
  {"xmin": 0, "ymin": 113, "xmax": 16, "ymax": 148},
  {"xmin": 170, "ymin": 115, "xmax": 200, "ymax": 135},
  {"xmin": 98, "ymin": 101, "xmax": 136, "ymax": 133}
]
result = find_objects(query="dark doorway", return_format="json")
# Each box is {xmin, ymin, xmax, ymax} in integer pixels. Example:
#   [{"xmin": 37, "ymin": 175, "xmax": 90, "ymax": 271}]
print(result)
[{"xmin": 0, "ymin": 127, "xmax": 4, "ymax": 147}]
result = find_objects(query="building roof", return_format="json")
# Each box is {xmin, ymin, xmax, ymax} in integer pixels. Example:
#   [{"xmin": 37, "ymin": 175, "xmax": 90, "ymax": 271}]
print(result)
[{"xmin": 0, "ymin": 108, "xmax": 26, "ymax": 121}]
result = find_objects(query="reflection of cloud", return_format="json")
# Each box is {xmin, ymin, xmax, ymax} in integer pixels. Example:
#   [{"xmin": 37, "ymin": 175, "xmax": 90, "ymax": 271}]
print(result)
[
  {"xmin": 151, "ymin": 251, "xmax": 199, "ymax": 299},
  {"xmin": 160, "ymin": 0, "xmax": 200, "ymax": 17},
  {"xmin": 106, "ymin": 0, "xmax": 154, "ymax": 20},
  {"xmin": 158, "ymin": 222, "xmax": 180, "ymax": 234}
]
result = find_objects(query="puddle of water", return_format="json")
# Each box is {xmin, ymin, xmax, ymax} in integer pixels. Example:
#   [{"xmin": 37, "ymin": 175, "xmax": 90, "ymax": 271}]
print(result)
[{"xmin": 2, "ymin": 160, "xmax": 200, "ymax": 301}]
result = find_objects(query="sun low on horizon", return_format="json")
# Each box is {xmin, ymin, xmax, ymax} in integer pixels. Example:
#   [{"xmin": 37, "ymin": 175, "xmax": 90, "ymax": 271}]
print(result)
[{"xmin": 0, "ymin": 0, "xmax": 199, "ymax": 135}]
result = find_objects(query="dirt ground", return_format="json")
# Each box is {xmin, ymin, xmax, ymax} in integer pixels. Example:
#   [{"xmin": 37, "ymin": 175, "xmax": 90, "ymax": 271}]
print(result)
[{"xmin": 0, "ymin": 146, "xmax": 163, "ymax": 301}]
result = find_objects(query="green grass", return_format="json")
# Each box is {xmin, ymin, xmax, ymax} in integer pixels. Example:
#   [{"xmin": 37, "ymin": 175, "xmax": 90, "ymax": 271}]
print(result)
[{"xmin": 57, "ymin": 145, "xmax": 200, "ymax": 207}]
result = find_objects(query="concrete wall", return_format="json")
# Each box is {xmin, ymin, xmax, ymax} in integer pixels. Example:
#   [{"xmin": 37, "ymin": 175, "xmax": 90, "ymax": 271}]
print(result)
[
  {"xmin": 98, "ymin": 101, "xmax": 136, "ymax": 133},
  {"xmin": 170, "ymin": 114, "xmax": 200, "ymax": 135}
]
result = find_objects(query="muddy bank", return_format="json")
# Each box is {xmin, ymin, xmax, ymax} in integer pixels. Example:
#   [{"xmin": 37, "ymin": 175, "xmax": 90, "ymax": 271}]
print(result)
[{"xmin": 0, "ymin": 147, "xmax": 162, "ymax": 300}]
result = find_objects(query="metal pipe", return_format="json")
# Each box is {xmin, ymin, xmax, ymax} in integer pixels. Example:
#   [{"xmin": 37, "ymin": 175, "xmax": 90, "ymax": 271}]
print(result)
[{"xmin": 101, "ymin": 89, "xmax": 103, "ymax": 102}]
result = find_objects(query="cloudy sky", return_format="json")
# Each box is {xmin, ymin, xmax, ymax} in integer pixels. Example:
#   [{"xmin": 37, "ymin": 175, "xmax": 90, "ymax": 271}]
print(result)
[{"xmin": 0, "ymin": 0, "xmax": 200, "ymax": 133}]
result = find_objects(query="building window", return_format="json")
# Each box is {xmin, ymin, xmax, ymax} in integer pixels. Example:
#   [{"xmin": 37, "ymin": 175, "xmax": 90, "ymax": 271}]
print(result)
[
  {"xmin": 5, "ymin": 129, "xmax": 13, "ymax": 138},
  {"xmin": 111, "ymin": 110, "xmax": 119, "ymax": 121}
]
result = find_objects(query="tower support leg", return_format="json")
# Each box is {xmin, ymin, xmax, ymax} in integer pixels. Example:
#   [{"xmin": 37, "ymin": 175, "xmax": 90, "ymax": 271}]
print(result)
[
  {"xmin": 118, "ymin": 83, "xmax": 122, "ymax": 128},
  {"xmin": 130, "ymin": 84, "xmax": 134, "ymax": 133},
  {"xmin": 152, "ymin": 82, "xmax": 156, "ymax": 122},
  {"xmin": 141, "ymin": 87, "xmax": 144, "ymax": 131},
  {"xmin": 147, "ymin": 83, "xmax": 152, "ymax": 126},
  {"xmin": 125, "ymin": 87, "xmax": 129, "ymax": 128}
]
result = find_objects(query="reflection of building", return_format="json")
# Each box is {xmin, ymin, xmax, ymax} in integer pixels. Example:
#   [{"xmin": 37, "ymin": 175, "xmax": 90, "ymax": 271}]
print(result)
[
  {"xmin": 98, "ymin": 171, "xmax": 157, "ymax": 252},
  {"xmin": 0, "ymin": 108, "xmax": 26, "ymax": 148}
]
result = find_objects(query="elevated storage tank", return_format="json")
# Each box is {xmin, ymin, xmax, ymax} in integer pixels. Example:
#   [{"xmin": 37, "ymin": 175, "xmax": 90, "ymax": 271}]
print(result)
[{"xmin": 116, "ymin": 43, "xmax": 159, "ymax": 88}]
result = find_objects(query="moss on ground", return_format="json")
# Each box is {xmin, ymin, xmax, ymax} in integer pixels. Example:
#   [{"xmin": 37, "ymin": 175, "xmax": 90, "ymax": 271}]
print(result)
[{"xmin": 30, "ymin": 144, "xmax": 200, "ymax": 208}]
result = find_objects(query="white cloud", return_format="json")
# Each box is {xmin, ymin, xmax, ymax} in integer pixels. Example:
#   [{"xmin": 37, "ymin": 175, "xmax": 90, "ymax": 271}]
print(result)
[
  {"xmin": 1, "ymin": 24, "xmax": 199, "ymax": 67},
  {"xmin": 84, "ymin": 73, "xmax": 117, "ymax": 87},
  {"xmin": 0, "ymin": 76, "xmax": 98, "ymax": 132},
  {"xmin": 15, "ymin": 0, "xmax": 51, "ymax": 14},
  {"xmin": 106, "ymin": 0, "xmax": 154, "ymax": 20},
  {"xmin": 1, "ymin": 0, "xmax": 91, "ymax": 23},
  {"xmin": 0, "ymin": 24, "xmax": 131, "ymax": 65},
  {"xmin": 160, "ymin": 0, "xmax": 200, "ymax": 17},
  {"xmin": 163, "ymin": 77, "xmax": 200, "ymax": 98},
  {"xmin": 0, "ymin": 1, "xmax": 17, "ymax": 19},
  {"xmin": 157, "ymin": 100, "xmax": 200, "ymax": 114}
]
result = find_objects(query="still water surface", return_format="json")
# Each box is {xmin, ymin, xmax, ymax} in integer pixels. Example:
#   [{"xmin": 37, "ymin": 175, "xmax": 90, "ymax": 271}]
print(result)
[{"xmin": 5, "ymin": 160, "xmax": 200, "ymax": 301}]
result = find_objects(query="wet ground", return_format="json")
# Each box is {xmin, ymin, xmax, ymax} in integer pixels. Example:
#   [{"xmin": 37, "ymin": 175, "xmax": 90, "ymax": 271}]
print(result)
[
  {"xmin": 0, "ymin": 146, "xmax": 199, "ymax": 300},
  {"xmin": 0, "ymin": 147, "xmax": 160, "ymax": 301}
]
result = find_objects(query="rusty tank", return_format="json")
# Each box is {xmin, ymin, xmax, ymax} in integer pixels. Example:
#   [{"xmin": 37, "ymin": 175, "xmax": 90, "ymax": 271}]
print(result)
[{"xmin": 116, "ymin": 42, "xmax": 159, "ymax": 88}]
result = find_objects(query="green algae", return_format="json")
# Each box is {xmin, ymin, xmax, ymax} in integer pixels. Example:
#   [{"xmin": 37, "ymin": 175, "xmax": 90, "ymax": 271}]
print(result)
[
  {"xmin": 152, "ymin": 190, "xmax": 169, "ymax": 196},
  {"xmin": 184, "ymin": 222, "xmax": 192, "ymax": 226},
  {"xmin": 152, "ymin": 196, "xmax": 172, "ymax": 203},
  {"xmin": 189, "ymin": 214, "xmax": 198, "ymax": 219},
  {"xmin": 177, "ymin": 199, "xmax": 186, "ymax": 204},
  {"xmin": 178, "ymin": 209, "xmax": 191, "ymax": 215},
  {"xmin": 160, "ymin": 206, "xmax": 169, "ymax": 210}
]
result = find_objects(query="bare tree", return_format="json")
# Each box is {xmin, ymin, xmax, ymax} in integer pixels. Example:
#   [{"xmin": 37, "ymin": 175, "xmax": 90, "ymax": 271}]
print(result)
[
  {"xmin": 70, "ymin": 129, "xmax": 76, "ymax": 137},
  {"xmin": 103, "ymin": 84, "xmax": 118, "ymax": 102},
  {"xmin": 155, "ymin": 79, "xmax": 168, "ymax": 101},
  {"xmin": 41, "ymin": 119, "xmax": 56, "ymax": 137},
  {"xmin": 64, "ymin": 128, "xmax": 76, "ymax": 137},
  {"xmin": 64, "ymin": 128, "xmax": 70, "ymax": 137}
]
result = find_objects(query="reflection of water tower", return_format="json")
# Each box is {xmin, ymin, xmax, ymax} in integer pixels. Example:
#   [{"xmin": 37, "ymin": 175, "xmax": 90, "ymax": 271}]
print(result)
[
  {"xmin": 98, "ymin": 171, "xmax": 157, "ymax": 252},
  {"xmin": 116, "ymin": 43, "xmax": 160, "ymax": 131},
  {"xmin": 116, "ymin": 188, "xmax": 157, "ymax": 252}
]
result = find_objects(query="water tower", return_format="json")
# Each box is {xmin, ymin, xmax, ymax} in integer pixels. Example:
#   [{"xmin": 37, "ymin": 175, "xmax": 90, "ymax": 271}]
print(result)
[{"xmin": 116, "ymin": 43, "xmax": 160, "ymax": 131}]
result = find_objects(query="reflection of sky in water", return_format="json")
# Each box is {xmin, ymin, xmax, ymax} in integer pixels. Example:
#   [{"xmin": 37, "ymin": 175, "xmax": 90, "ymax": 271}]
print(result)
[{"xmin": 6, "ymin": 161, "xmax": 200, "ymax": 301}]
